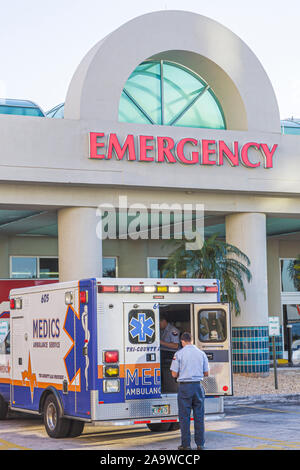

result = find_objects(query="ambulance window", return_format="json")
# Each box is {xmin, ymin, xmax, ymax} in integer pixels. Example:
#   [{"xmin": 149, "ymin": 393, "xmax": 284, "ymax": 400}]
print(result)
[
  {"xmin": 198, "ymin": 309, "xmax": 226, "ymax": 342},
  {"xmin": 0, "ymin": 321, "xmax": 10, "ymax": 355},
  {"xmin": 128, "ymin": 309, "xmax": 156, "ymax": 344}
]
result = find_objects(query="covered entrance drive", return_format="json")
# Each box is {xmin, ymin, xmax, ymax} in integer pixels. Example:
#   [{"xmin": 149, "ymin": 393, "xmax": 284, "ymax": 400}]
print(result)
[{"xmin": 1, "ymin": 196, "xmax": 300, "ymax": 372}]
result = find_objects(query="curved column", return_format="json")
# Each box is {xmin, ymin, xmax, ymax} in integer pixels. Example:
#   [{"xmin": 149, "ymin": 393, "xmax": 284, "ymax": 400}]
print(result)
[
  {"xmin": 58, "ymin": 207, "xmax": 102, "ymax": 282},
  {"xmin": 225, "ymin": 213, "xmax": 269, "ymax": 375}
]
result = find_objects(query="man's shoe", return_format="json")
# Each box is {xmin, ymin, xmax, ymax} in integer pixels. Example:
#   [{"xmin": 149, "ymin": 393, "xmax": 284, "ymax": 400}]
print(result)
[
  {"xmin": 178, "ymin": 445, "xmax": 191, "ymax": 450},
  {"xmin": 197, "ymin": 446, "xmax": 205, "ymax": 450}
]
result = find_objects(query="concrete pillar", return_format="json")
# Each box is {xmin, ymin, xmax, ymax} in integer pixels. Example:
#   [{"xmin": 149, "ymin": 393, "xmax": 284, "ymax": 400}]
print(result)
[
  {"xmin": 58, "ymin": 207, "xmax": 102, "ymax": 282},
  {"xmin": 225, "ymin": 213, "xmax": 269, "ymax": 375}
]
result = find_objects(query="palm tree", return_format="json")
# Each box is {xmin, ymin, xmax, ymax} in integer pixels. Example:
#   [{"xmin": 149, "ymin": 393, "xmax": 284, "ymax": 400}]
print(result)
[{"xmin": 162, "ymin": 233, "xmax": 252, "ymax": 316}]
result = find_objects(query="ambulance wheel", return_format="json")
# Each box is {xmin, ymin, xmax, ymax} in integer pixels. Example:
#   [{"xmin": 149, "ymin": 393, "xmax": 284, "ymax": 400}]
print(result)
[
  {"xmin": 43, "ymin": 394, "xmax": 71, "ymax": 438},
  {"xmin": 0, "ymin": 395, "xmax": 8, "ymax": 420},
  {"xmin": 67, "ymin": 419, "xmax": 85, "ymax": 438},
  {"xmin": 146, "ymin": 423, "xmax": 171, "ymax": 432}
]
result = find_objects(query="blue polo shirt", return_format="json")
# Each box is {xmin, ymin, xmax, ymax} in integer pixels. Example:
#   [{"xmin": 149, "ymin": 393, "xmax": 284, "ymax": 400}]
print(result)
[{"xmin": 170, "ymin": 344, "xmax": 209, "ymax": 382}]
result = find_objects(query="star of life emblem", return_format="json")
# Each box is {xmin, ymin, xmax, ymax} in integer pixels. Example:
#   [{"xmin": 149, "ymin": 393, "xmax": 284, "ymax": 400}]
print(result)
[{"xmin": 129, "ymin": 312, "xmax": 155, "ymax": 343}]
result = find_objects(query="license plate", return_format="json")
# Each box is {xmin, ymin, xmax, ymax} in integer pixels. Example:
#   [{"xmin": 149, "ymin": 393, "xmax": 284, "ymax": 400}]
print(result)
[{"xmin": 152, "ymin": 404, "xmax": 170, "ymax": 416}]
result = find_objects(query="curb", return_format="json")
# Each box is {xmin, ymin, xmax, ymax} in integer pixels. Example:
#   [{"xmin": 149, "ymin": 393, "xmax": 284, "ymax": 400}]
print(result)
[{"xmin": 224, "ymin": 393, "xmax": 300, "ymax": 406}]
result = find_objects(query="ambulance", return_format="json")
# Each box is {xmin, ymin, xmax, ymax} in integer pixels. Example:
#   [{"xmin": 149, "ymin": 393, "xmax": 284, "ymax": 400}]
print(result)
[{"xmin": 0, "ymin": 277, "xmax": 232, "ymax": 438}]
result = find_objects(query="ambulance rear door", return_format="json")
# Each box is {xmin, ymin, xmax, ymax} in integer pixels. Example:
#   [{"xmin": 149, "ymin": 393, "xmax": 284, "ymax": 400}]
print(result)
[
  {"xmin": 123, "ymin": 302, "xmax": 161, "ymax": 401},
  {"xmin": 193, "ymin": 303, "xmax": 232, "ymax": 395}
]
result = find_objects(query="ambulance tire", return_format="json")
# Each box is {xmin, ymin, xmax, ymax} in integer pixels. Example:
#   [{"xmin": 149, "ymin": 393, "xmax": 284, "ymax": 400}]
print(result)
[
  {"xmin": 0, "ymin": 395, "xmax": 8, "ymax": 420},
  {"xmin": 67, "ymin": 419, "xmax": 85, "ymax": 438},
  {"xmin": 146, "ymin": 423, "xmax": 172, "ymax": 432},
  {"xmin": 43, "ymin": 394, "xmax": 71, "ymax": 438}
]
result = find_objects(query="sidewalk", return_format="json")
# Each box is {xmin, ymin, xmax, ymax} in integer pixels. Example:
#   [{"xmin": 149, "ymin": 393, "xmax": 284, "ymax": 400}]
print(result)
[{"xmin": 225, "ymin": 368, "xmax": 300, "ymax": 405}]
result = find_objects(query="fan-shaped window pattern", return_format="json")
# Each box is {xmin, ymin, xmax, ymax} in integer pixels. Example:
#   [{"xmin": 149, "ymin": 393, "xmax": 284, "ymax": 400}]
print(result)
[{"xmin": 119, "ymin": 60, "xmax": 226, "ymax": 129}]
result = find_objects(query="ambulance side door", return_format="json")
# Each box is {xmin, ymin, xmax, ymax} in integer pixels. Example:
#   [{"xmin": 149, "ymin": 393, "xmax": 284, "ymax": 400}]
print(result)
[
  {"xmin": 193, "ymin": 303, "xmax": 232, "ymax": 395},
  {"xmin": 124, "ymin": 302, "xmax": 161, "ymax": 400}
]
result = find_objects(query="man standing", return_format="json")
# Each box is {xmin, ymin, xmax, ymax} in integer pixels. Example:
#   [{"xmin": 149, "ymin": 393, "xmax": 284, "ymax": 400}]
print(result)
[{"xmin": 170, "ymin": 332, "xmax": 209, "ymax": 450}]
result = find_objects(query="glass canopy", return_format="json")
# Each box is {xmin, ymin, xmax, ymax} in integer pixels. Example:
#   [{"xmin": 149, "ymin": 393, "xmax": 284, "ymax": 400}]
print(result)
[
  {"xmin": 118, "ymin": 60, "xmax": 226, "ymax": 129},
  {"xmin": 0, "ymin": 98, "xmax": 44, "ymax": 117},
  {"xmin": 281, "ymin": 118, "xmax": 300, "ymax": 135},
  {"xmin": 46, "ymin": 103, "xmax": 64, "ymax": 118}
]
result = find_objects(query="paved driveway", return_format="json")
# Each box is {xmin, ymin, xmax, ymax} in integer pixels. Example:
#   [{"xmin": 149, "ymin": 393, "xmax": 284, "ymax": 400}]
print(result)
[{"xmin": 0, "ymin": 399, "xmax": 300, "ymax": 451}]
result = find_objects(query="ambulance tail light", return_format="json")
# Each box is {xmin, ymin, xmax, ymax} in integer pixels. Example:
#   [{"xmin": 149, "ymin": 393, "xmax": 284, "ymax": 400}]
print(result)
[
  {"xmin": 80, "ymin": 290, "xmax": 88, "ymax": 303},
  {"xmin": 103, "ymin": 350, "xmax": 119, "ymax": 363},
  {"xmin": 105, "ymin": 366, "xmax": 119, "ymax": 377},
  {"xmin": 10, "ymin": 298, "xmax": 22, "ymax": 309},
  {"xmin": 103, "ymin": 379, "xmax": 120, "ymax": 393}
]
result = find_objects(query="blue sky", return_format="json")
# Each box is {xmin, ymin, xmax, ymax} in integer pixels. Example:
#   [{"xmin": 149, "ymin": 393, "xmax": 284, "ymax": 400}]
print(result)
[{"xmin": 0, "ymin": 0, "xmax": 299, "ymax": 118}]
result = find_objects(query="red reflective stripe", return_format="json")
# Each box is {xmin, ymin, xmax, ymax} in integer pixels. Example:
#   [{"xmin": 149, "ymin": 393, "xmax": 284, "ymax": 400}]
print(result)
[
  {"xmin": 134, "ymin": 420, "xmax": 151, "ymax": 424},
  {"xmin": 161, "ymin": 419, "xmax": 178, "ymax": 422}
]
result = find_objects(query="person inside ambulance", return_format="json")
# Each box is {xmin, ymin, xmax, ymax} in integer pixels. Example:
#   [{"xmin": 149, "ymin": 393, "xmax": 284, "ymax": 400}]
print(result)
[{"xmin": 160, "ymin": 314, "xmax": 181, "ymax": 354}]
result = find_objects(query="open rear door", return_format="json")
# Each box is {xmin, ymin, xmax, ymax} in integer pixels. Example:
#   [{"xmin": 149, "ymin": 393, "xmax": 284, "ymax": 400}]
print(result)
[
  {"xmin": 193, "ymin": 303, "xmax": 232, "ymax": 396},
  {"xmin": 123, "ymin": 302, "xmax": 161, "ymax": 401}
]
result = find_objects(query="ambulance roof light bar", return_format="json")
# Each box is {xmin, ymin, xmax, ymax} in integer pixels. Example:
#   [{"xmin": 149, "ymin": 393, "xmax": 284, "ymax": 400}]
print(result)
[{"xmin": 98, "ymin": 284, "xmax": 218, "ymax": 294}]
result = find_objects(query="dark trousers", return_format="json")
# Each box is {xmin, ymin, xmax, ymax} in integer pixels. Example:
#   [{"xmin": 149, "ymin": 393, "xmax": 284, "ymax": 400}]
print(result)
[{"xmin": 177, "ymin": 382, "xmax": 205, "ymax": 448}]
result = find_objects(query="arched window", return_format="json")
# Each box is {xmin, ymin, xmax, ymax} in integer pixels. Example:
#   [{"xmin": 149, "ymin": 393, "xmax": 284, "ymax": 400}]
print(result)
[{"xmin": 119, "ymin": 60, "xmax": 226, "ymax": 129}]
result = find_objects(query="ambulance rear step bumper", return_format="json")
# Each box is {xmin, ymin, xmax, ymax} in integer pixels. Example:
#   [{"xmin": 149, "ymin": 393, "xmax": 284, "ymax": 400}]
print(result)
[
  {"xmin": 89, "ymin": 412, "xmax": 223, "ymax": 427},
  {"xmin": 89, "ymin": 417, "xmax": 180, "ymax": 426}
]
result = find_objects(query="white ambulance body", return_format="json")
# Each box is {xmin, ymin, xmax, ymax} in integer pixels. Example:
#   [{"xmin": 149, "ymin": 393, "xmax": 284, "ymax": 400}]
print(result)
[{"xmin": 0, "ymin": 277, "xmax": 232, "ymax": 438}]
